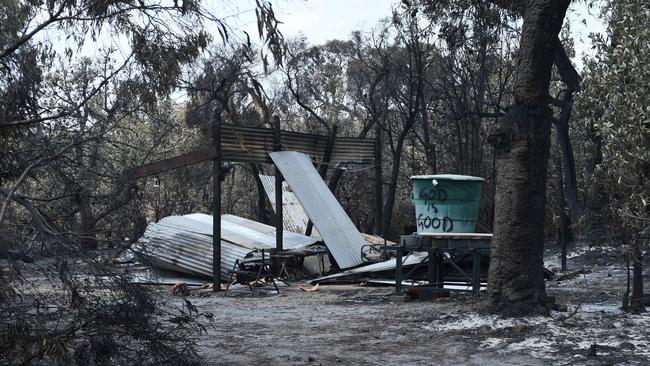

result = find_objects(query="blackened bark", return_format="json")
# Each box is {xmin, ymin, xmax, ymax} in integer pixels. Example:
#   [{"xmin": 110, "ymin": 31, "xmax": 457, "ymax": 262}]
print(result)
[
  {"xmin": 554, "ymin": 109, "xmax": 581, "ymax": 225},
  {"xmin": 416, "ymin": 49, "xmax": 436, "ymax": 175},
  {"xmin": 630, "ymin": 238, "xmax": 645, "ymax": 312},
  {"xmin": 382, "ymin": 139, "xmax": 406, "ymax": 238},
  {"xmin": 250, "ymin": 163, "xmax": 268, "ymax": 223},
  {"xmin": 555, "ymin": 157, "xmax": 569, "ymax": 271},
  {"xmin": 553, "ymin": 41, "xmax": 582, "ymax": 224},
  {"xmin": 485, "ymin": 0, "xmax": 570, "ymax": 316},
  {"xmin": 374, "ymin": 125, "xmax": 383, "ymax": 236},
  {"xmin": 420, "ymin": 95, "xmax": 437, "ymax": 175},
  {"xmin": 78, "ymin": 194, "xmax": 97, "ymax": 250},
  {"xmin": 328, "ymin": 168, "xmax": 344, "ymax": 194}
]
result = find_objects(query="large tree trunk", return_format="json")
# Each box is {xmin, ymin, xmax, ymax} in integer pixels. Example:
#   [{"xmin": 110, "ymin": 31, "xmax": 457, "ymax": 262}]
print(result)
[{"xmin": 485, "ymin": 0, "xmax": 570, "ymax": 316}]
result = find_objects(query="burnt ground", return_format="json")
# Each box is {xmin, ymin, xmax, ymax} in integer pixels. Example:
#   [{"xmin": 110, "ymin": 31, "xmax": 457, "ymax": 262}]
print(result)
[
  {"xmin": 159, "ymin": 242, "xmax": 650, "ymax": 366},
  {"xmin": 7, "ymin": 242, "xmax": 649, "ymax": 365}
]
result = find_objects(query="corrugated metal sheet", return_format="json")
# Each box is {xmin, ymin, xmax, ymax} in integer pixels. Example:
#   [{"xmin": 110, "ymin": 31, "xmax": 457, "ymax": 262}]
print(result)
[
  {"xmin": 126, "ymin": 125, "xmax": 375, "ymax": 179},
  {"xmin": 221, "ymin": 125, "xmax": 376, "ymax": 164},
  {"xmin": 259, "ymin": 174, "xmax": 321, "ymax": 239},
  {"xmin": 185, "ymin": 213, "xmax": 317, "ymax": 249},
  {"xmin": 270, "ymin": 151, "xmax": 366, "ymax": 269},
  {"xmin": 132, "ymin": 214, "xmax": 318, "ymax": 278}
]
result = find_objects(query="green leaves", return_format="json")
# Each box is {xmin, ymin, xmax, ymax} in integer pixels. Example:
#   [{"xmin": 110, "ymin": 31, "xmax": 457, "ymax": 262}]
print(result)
[{"xmin": 577, "ymin": 0, "xmax": 650, "ymax": 231}]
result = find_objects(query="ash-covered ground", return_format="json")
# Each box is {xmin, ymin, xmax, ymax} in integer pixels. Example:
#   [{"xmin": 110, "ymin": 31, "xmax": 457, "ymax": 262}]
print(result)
[
  {"xmin": 7, "ymin": 242, "xmax": 648, "ymax": 365},
  {"xmin": 157, "ymin": 242, "xmax": 650, "ymax": 365}
]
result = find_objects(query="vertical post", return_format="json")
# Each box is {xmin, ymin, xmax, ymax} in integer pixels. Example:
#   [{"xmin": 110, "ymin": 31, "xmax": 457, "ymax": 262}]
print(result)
[
  {"xmin": 472, "ymin": 251, "xmax": 481, "ymax": 297},
  {"xmin": 374, "ymin": 125, "xmax": 383, "ymax": 236},
  {"xmin": 395, "ymin": 245, "xmax": 403, "ymax": 295},
  {"xmin": 273, "ymin": 116, "xmax": 283, "ymax": 254},
  {"xmin": 306, "ymin": 125, "xmax": 338, "ymax": 236},
  {"xmin": 427, "ymin": 250, "xmax": 435, "ymax": 287},
  {"xmin": 154, "ymin": 176, "xmax": 160, "ymax": 223},
  {"xmin": 212, "ymin": 109, "xmax": 222, "ymax": 291},
  {"xmin": 434, "ymin": 248, "xmax": 441, "ymax": 288}
]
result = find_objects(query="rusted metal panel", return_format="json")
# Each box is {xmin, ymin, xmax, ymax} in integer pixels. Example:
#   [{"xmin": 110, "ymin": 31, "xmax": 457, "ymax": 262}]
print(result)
[
  {"xmin": 259, "ymin": 175, "xmax": 321, "ymax": 239},
  {"xmin": 270, "ymin": 151, "xmax": 366, "ymax": 269},
  {"xmin": 125, "ymin": 125, "xmax": 375, "ymax": 179}
]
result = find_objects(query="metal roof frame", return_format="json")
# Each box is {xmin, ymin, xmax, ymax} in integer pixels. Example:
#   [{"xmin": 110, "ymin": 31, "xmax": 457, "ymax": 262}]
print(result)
[{"xmin": 125, "ymin": 115, "xmax": 382, "ymax": 289}]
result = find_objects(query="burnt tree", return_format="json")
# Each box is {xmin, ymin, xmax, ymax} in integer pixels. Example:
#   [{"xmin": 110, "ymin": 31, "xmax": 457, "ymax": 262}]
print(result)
[{"xmin": 485, "ymin": 0, "xmax": 571, "ymax": 316}]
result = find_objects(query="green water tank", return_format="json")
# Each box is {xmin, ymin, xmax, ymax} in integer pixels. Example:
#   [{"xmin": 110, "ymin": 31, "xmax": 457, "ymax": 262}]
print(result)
[{"xmin": 410, "ymin": 174, "xmax": 485, "ymax": 233}]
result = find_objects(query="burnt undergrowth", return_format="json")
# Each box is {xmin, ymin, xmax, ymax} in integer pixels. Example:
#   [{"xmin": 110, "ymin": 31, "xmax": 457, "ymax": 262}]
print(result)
[{"xmin": 0, "ymin": 239, "xmax": 212, "ymax": 365}]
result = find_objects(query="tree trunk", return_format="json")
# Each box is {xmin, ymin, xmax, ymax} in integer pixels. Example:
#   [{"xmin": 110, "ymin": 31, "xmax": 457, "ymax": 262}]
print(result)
[
  {"xmin": 555, "ymin": 156, "xmax": 569, "ymax": 271},
  {"xmin": 554, "ymin": 92, "xmax": 581, "ymax": 226},
  {"xmin": 382, "ymin": 139, "xmax": 405, "ymax": 239},
  {"xmin": 418, "ymin": 55, "xmax": 436, "ymax": 175},
  {"xmin": 250, "ymin": 163, "xmax": 268, "ymax": 223},
  {"xmin": 78, "ymin": 194, "xmax": 97, "ymax": 250},
  {"xmin": 553, "ymin": 40, "xmax": 582, "ymax": 226},
  {"xmin": 630, "ymin": 237, "xmax": 645, "ymax": 312},
  {"xmin": 485, "ymin": 0, "xmax": 570, "ymax": 316}
]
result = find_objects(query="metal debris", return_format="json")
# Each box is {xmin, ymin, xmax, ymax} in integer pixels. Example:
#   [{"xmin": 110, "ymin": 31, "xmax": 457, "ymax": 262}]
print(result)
[
  {"xmin": 270, "ymin": 151, "xmax": 367, "ymax": 269},
  {"xmin": 259, "ymin": 174, "xmax": 321, "ymax": 238},
  {"xmin": 132, "ymin": 214, "xmax": 318, "ymax": 278},
  {"xmin": 311, "ymin": 253, "xmax": 429, "ymax": 284}
]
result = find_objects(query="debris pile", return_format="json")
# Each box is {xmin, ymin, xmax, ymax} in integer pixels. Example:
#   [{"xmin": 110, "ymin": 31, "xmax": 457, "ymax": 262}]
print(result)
[
  {"xmin": 130, "ymin": 151, "xmax": 488, "ymax": 294},
  {"xmin": 132, "ymin": 213, "xmax": 320, "ymax": 279}
]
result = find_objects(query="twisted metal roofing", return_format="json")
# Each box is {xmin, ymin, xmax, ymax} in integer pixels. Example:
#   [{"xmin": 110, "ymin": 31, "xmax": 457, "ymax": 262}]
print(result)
[{"xmin": 132, "ymin": 214, "xmax": 318, "ymax": 278}]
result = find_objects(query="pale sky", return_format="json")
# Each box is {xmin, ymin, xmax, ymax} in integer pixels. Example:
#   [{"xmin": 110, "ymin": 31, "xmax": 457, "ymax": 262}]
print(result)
[
  {"xmin": 269, "ymin": 0, "xmax": 396, "ymax": 44},
  {"xmin": 207, "ymin": 0, "xmax": 606, "ymax": 69},
  {"xmin": 38, "ymin": 1, "xmax": 607, "ymax": 72}
]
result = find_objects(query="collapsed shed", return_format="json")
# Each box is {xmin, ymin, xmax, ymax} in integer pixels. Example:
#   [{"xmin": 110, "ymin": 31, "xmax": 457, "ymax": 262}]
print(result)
[
  {"xmin": 132, "ymin": 214, "xmax": 319, "ymax": 278},
  {"xmin": 125, "ymin": 119, "xmax": 381, "ymax": 287}
]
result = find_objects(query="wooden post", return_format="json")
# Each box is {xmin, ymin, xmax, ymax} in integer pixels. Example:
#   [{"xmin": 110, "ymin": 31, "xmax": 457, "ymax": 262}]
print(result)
[
  {"xmin": 305, "ymin": 125, "xmax": 337, "ymax": 236},
  {"xmin": 374, "ymin": 125, "xmax": 383, "ymax": 237},
  {"xmin": 212, "ymin": 109, "xmax": 222, "ymax": 291},
  {"xmin": 273, "ymin": 116, "xmax": 283, "ymax": 254}
]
